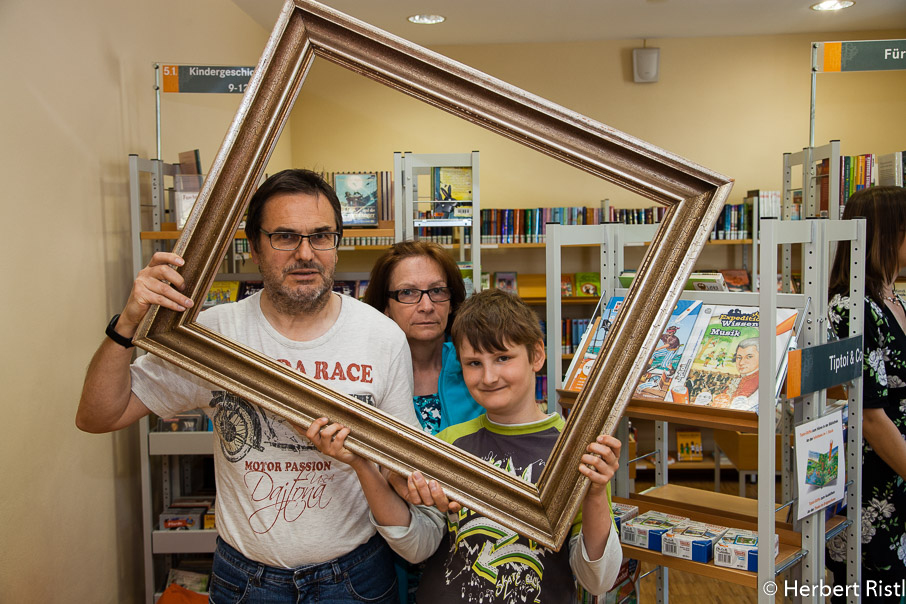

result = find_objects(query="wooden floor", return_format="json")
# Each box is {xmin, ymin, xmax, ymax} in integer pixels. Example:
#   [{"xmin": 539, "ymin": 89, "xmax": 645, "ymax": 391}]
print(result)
[{"xmin": 631, "ymin": 469, "xmax": 788, "ymax": 604}]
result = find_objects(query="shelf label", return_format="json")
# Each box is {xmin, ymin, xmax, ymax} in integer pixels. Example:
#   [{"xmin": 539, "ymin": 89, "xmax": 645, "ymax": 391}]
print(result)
[
  {"xmin": 815, "ymin": 40, "xmax": 906, "ymax": 73},
  {"xmin": 161, "ymin": 64, "xmax": 255, "ymax": 93},
  {"xmin": 786, "ymin": 335, "xmax": 862, "ymax": 398}
]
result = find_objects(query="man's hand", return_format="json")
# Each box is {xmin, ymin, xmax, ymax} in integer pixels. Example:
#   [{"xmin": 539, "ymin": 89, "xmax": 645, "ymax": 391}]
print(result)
[{"xmin": 117, "ymin": 252, "xmax": 194, "ymax": 338}]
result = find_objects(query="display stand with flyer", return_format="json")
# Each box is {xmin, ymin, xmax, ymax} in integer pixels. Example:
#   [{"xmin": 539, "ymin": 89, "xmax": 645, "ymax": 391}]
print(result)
[{"xmin": 544, "ymin": 220, "xmax": 865, "ymax": 602}]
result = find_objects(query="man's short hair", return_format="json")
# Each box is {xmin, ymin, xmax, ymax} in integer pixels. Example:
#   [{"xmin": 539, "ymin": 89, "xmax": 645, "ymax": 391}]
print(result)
[
  {"xmin": 244, "ymin": 169, "xmax": 343, "ymax": 253},
  {"xmin": 451, "ymin": 289, "xmax": 544, "ymax": 361}
]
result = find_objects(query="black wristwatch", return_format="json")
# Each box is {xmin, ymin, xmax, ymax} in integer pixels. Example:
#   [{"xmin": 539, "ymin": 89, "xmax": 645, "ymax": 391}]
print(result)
[{"xmin": 105, "ymin": 314, "xmax": 134, "ymax": 349}]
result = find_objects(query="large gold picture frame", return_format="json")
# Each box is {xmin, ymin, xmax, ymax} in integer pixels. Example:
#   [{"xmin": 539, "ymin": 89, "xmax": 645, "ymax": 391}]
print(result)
[{"xmin": 134, "ymin": 0, "xmax": 733, "ymax": 550}]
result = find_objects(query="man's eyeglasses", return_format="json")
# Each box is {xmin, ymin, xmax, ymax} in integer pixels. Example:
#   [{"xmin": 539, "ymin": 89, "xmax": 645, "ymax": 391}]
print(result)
[
  {"xmin": 260, "ymin": 230, "xmax": 341, "ymax": 251},
  {"xmin": 387, "ymin": 287, "xmax": 452, "ymax": 304}
]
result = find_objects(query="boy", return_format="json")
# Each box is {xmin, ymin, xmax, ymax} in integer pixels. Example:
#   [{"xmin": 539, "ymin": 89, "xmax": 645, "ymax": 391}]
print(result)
[{"xmin": 308, "ymin": 289, "xmax": 622, "ymax": 602}]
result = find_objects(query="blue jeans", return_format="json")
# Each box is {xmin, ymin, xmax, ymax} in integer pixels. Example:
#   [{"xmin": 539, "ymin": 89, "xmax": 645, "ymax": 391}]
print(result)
[{"xmin": 209, "ymin": 534, "xmax": 399, "ymax": 603}]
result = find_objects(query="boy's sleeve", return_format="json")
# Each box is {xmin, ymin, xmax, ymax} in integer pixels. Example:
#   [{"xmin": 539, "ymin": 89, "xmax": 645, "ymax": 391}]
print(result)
[
  {"xmin": 569, "ymin": 524, "xmax": 622, "ymax": 596},
  {"xmin": 370, "ymin": 504, "xmax": 446, "ymax": 564}
]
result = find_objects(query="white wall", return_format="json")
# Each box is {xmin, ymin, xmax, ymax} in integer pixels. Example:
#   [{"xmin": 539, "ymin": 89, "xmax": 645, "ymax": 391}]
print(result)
[{"xmin": 0, "ymin": 1, "xmax": 273, "ymax": 601}]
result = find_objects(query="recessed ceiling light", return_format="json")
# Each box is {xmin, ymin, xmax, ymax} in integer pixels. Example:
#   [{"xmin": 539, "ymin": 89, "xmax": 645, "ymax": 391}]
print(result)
[
  {"xmin": 407, "ymin": 14, "xmax": 446, "ymax": 25},
  {"xmin": 810, "ymin": 1, "xmax": 855, "ymax": 11}
]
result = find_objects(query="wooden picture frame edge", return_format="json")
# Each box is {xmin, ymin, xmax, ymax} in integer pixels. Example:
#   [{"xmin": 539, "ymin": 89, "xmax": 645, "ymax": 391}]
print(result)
[{"xmin": 134, "ymin": 0, "xmax": 733, "ymax": 549}]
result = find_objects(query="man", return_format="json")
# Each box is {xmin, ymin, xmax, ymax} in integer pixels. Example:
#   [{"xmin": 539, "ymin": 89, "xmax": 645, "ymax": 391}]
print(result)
[
  {"xmin": 732, "ymin": 337, "xmax": 760, "ymax": 400},
  {"xmin": 77, "ymin": 169, "xmax": 425, "ymax": 603}
]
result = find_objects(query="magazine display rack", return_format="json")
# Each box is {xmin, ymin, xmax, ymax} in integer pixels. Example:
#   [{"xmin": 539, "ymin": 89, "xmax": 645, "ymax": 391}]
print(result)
[
  {"xmin": 393, "ymin": 152, "xmax": 481, "ymax": 293},
  {"xmin": 545, "ymin": 220, "xmax": 864, "ymax": 603}
]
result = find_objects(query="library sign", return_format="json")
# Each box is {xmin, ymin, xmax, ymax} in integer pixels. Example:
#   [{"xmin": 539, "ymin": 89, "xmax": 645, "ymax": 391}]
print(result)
[
  {"xmin": 786, "ymin": 335, "xmax": 863, "ymax": 398},
  {"xmin": 161, "ymin": 64, "xmax": 255, "ymax": 93},
  {"xmin": 815, "ymin": 39, "xmax": 906, "ymax": 73}
]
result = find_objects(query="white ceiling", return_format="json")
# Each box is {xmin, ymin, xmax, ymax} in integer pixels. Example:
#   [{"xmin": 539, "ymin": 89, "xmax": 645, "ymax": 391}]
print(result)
[{"xmin": 232, "ymin": 0, "xmax": 906, "ymax": 46}]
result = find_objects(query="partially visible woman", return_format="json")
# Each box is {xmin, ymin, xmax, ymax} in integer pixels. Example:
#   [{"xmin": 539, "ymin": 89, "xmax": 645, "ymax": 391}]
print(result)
[
  {"xmin": 825, "ymin": 186, "xmax": 906, "ymax": 602},
  {"xmin": 364, "ymin": 241, "xmax": 483, "ymax": 435}
]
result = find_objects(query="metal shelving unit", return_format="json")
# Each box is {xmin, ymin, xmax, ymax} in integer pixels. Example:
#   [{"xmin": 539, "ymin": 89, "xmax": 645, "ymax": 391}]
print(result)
[
  {"xmin": 129, "ymin": 155, "xmax": 217, "ymax": 603},
  {"xmin": 545, "ymin": 219, "xmax": 864, "ymax": 602},
  {"xmin": 393, "ymin": 151, "xmax": 480, "ymax": 293}
]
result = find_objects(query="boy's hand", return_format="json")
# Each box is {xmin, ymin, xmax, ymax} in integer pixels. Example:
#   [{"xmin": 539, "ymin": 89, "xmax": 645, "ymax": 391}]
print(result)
[
  {"xmin": 408, "ymin": 471, "xmax": 462, "ymax": 514},
  {"xmin": 579, "ymin": 434, "xmax": 621, "ymax": 496},
  {"xmin": 305, "ymin": 417, "xmax": 362, "ymax": 468}
]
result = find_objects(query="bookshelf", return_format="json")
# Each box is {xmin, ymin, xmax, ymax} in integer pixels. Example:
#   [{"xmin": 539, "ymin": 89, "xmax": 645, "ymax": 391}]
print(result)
[
  {"xmin": 546, "ymin": 220, "xmax": 865, "ymax": 602},
  {"xmin": 129, "ymin": 155, "xmax": 217, "ymax": 603},
  {"xmin": 394, "ymin": 152, "xmax": 481, "ymax": 294}
]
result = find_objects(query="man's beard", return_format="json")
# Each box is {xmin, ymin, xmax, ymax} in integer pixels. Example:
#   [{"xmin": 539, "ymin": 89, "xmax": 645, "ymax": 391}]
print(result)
[{"xmin": 261, "ymin": 259, "xmax": 335, "ymax": 315}]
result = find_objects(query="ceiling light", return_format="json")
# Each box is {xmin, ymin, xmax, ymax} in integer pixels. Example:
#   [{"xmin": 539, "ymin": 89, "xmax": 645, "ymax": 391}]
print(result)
[
  {"xmin": 810, "ymin": 1, "xmax": 855, "ymax": 11},
  {"xmin": 407, "ymin": 14, "xmax": 446, "ymax": 25}
]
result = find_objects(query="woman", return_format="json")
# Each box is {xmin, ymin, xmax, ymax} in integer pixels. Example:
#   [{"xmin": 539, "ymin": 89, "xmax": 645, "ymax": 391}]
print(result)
[
  {"xmin": 364, "ymin": 240, "xmax": 483, "ymax": 435},
  {"xmin": 826, "ymin": 186, "xmax": 906, "ymax": 601}
]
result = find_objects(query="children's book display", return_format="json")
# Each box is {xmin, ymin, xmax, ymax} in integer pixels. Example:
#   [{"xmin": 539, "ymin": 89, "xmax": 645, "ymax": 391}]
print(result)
[
  {"xmin": 632, "ymin": 299, "xmax": 703, "ymax": 402},
  {"xmin": 565, "ymin": 297, "xmax": 799, "ymax": 415},
  {"xmin": 665, "ymin": 305, "xmax": 798, "ymax": 412}
]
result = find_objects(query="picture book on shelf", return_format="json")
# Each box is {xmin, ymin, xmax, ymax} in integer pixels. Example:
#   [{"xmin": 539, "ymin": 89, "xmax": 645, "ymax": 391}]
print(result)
[
  {"xmin": 334, "ymin": 173, "xmax": 379, "ymax": 227},
  {"xmin": 560, "ymin": 273, "xmax": 575, "ymax": 297},
  {"xmin": 633, "ymin": 299, "xmax": 704, "ymax": 402},
  {"xmin": 433, "ymin": 167, "xmax": 472, "ymax": 201},
  {"xmin": 576, "ymin": 272, "xmax": 601, "ymax": 297},
  {"xmin": 332, "ymin": 280, "xmax": 357, "ymax": 297},
  {"xmin": 458, "ymin": 262, "xmax": 474, "ymax": 297},
  {"xmin": 619, "ymin": 270, "xmax": 728, "ymax": 292},
  {"xmin": 665, "ymin": 305, "xmax": 798, "ymax": 412},
  {"xmin": 356, "ymin": 280, "xmax": 369, "ymax": 300},
  {"xmin": 719, "ymin": 269, "xmax": 751, "ymax": 292},
  {"xmin": 239, "ymin": 281, "xmax": 264, "ymax": 300},
  {"xmin": 205, "ymin": 281, "xmax": 240, "ymax": 307},
  {"xmin": 494, "ymin": 271, "xmax": 518, "ymax": 295},
  {"xmin": 564, "ymin": 296, "xmax": 623, "ymax": 392}
]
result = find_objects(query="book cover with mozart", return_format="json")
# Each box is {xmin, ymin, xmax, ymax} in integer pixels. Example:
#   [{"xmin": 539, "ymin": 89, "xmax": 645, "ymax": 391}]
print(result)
[
  {"xmin": 633, "ymin": 299, "xmax": 704, "ymax": 402},
  {"xmin": 665, "ymin": 305, "xmax": 797, "ymax": 411}
]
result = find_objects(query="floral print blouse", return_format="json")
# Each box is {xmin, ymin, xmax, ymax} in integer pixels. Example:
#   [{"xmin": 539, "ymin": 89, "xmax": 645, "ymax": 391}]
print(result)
[{"xmin": 826, "ymin": 293, "xmax": 906, "ymax": 576}]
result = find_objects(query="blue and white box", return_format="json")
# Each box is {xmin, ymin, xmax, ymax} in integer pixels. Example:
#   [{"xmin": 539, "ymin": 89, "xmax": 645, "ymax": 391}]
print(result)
[
  {"xmin": 620, "ymin": 511, "xmax": 688, "ymax": 552},
  {"xmin": 612, "ymin": 502, "xmax": 639, "ymax": 533},
  {"xmin": 714, "ymin": 528, "xmax": 778, "ymax": 572},
  {"xmin": 662, "ymin": 520, "xmax": 728, "ymax": 563}
]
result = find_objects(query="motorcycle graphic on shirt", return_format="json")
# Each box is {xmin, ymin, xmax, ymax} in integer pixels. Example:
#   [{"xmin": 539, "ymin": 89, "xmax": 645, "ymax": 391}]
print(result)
[{"xmin": 209, "ymin": 390, "xmax": 375, "ymax": 462}]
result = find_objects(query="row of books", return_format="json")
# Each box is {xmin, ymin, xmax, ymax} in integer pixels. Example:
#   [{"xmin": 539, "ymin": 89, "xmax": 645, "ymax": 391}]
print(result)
[
  {"xmin": 534, "ymin": 374, "xmax": 548, "ymax": 403},
  {"xmin": 564, "ymin": 297, "xmax": 798, "ymax": 415},
  {"xmin": 711, "ymin": 203, "xmax": 751, "ymax": 240},
  {"xmin": 479, "ymin": 207, "xmax": 606, "ymax": 244},
  {"xmin": 607, "ymin": 205, "xmax": 667, "ymax": 225},
  {"xmin": 816, "ymin": 152, "xmax": 905, "ymax": 219},
  {"xmin": 562, "ymin": 318, "xmax": 592, "ymax": 355}
]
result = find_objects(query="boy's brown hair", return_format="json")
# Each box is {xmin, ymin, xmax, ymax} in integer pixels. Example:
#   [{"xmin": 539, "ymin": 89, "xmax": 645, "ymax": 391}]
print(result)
[{"xmin": 451, "ymin": 289, "xmax": 544, "ymax": 361}]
